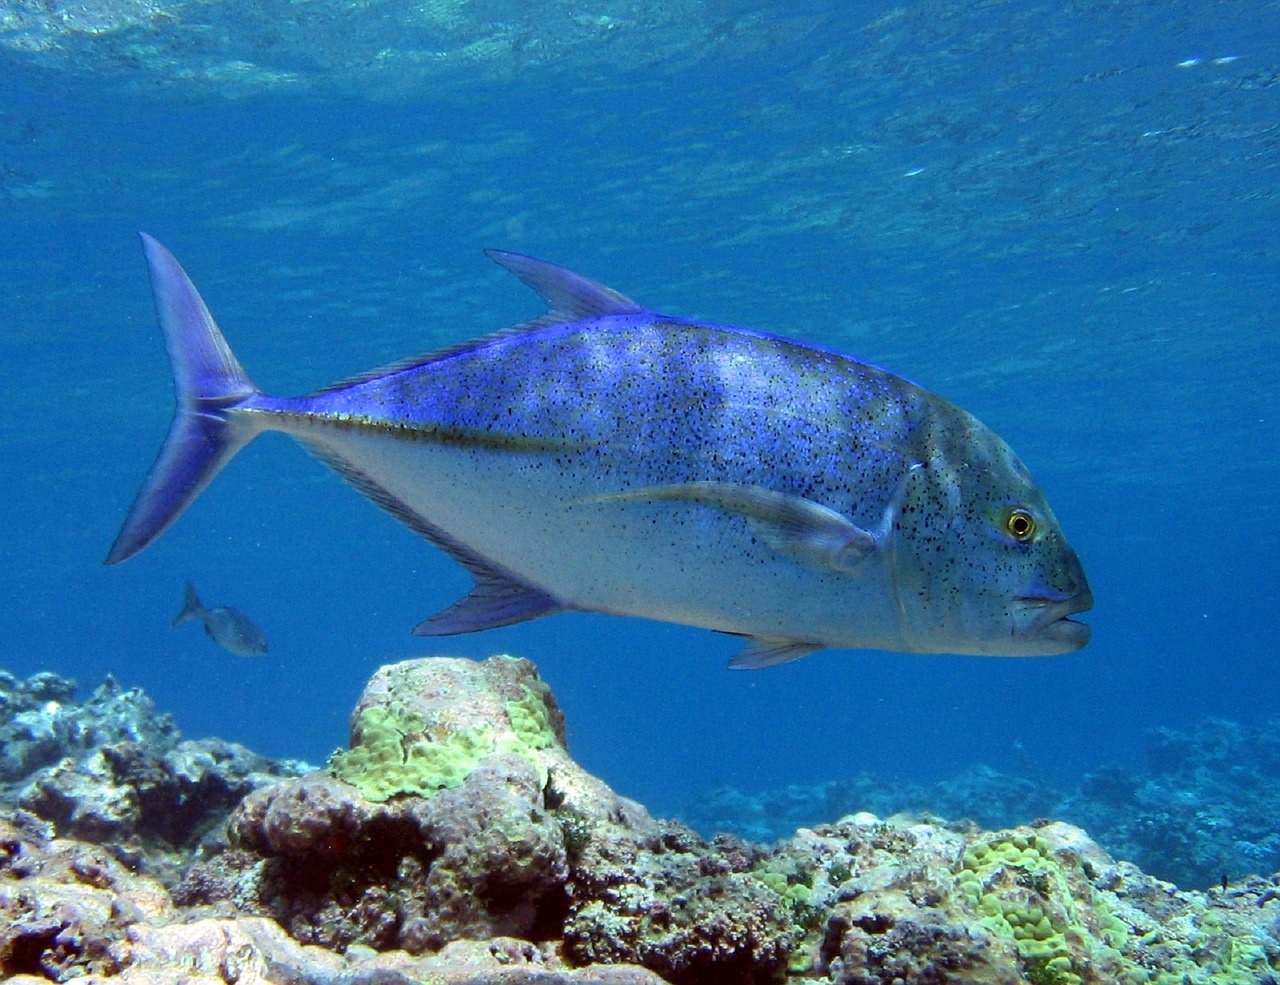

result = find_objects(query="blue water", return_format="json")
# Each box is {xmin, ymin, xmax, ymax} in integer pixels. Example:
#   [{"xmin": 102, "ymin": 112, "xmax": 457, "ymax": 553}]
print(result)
[{"xmin": 1, "ymin": 1, "xmax": 1276, "ymax": 821}]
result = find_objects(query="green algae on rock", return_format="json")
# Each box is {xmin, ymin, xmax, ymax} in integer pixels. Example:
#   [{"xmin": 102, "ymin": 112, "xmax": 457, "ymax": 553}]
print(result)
[
  {"xmin": 326, "ymin": 655, "xmax": 564, "ymax": 802},
  {"xmin": 957, "ymin": 829, "xmax": 1127, "ymax": 984},
  {"xmin": 952, "ymin": 824, "xmax": 1279, "ymax": 985},
  {"xmin": 327, "ymin": 701, "xmax": 499, "ymax": 801}
]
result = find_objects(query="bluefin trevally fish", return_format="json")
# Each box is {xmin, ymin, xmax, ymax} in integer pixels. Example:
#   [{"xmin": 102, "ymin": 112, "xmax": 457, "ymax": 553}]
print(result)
[
  {"xmin": 173, "ymin": 580, "xmax": 269, "ymax": 657},
  {"xmin": 107, "ymin": 234, "xmax": 1091, "ymax": 668}
]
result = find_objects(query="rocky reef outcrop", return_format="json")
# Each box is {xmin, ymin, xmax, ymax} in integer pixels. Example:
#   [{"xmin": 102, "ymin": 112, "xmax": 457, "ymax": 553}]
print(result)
[
  {"xmin": 0, "ymin": 669, "xmax": 304, "ymax": 875},
  {"xmin": 684, "ymin": 717, "xmax": 1280, "ymax": 891},
  {"xmin": 2, "ymin": 657, "xmax": 1279, "ymax": 984}
]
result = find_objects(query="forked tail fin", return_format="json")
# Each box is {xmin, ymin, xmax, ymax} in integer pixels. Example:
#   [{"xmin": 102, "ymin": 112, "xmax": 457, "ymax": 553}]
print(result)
[
  {"xmin": 172, "ymin": 580, "xmax": 206, "ymax": 626},
  {"xmin": 105, "ymin": 234, "xmax": 263, "ymax": 564}
]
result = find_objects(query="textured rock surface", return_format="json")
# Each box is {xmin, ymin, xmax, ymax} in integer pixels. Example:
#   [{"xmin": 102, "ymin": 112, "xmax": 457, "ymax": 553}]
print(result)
[
  {"xmin": 0, "ymin": 780, "xmax": 665, "ymax": 984},
  {"xmin": 685, "ymin": 716, "xmax": 1280, "ymax": 891},
  {"xmin": 0, "ymin": 811, "xmax": 176, "ymax": 980},
  {"xmin": 0, "ymin": 672, "xmax": 176, "ymax": 783},
  {"xmin": 4, "ymin": 657, "xmax": 1280, "ymax": 984},
  {"xmin": 206, "ymin": 657, "xmax": 687, "ymax": 956},
  {"xmin": 0, "ymin": 670, "xmax": 306, "ymax": 882}
]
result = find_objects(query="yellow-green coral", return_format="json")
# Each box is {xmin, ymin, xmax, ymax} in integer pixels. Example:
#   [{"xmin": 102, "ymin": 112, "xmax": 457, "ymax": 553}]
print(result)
[
  {"xmin": 1124, "ymin": 910, "xmax": 1280, "ymax": 985},
  {"xmin": 327, "ymin": 703, "xmax": 498, "ymax": 802},
  {"xmin": 956, "ymin": 831, "xmax": 1279, "ymax": 985},
  {"xmin": 958, "ymin": 833, "xmax": 1121, "ymax": 985},
  {"xmin": 502, "ymin": 680, "xmax": 558, "ymax": 752},
  {"xmin": 757, "ymin": 869, "xmax": 812, "ymax": 904},
  {"xmin": 752, "ymin": 862, "xmax": 824, "ymax": 936},
  {"xmin": 326, "ymin": 679, "xmax": 560, "ymax": 803}
]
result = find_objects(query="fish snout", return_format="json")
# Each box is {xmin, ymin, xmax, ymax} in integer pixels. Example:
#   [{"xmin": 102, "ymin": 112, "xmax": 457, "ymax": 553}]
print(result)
[{"xmin": 1015, "ymin": 580, "xmax": 1094, "ymax": 652}]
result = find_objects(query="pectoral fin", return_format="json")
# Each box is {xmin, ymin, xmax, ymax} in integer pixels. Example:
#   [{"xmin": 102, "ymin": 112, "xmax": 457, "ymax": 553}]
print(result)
[{"xmin": 578, "ymin": 481, "xmax": 877, "ymax": 572}]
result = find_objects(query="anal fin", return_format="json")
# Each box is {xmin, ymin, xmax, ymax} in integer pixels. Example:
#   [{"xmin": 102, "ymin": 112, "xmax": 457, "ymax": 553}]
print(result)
[
  {"xmin": 414, "ymin": 573, "xmax": 561, "ymax": 636},
  {"xmin": 297, "ymin": 438, "xmax": 565, "ymax": 636}
]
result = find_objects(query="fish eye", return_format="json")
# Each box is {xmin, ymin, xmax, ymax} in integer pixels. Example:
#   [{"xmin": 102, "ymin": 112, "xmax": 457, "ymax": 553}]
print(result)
[{"xmin": 1005, "ymin": 509, "xmax": 1036, "ymax": 542}]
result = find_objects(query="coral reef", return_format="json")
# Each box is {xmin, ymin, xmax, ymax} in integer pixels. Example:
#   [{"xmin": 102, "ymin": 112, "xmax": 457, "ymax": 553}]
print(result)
[
  {"xmin": 0, "ymin": 669, "xmax": 306, "ymax": 878},
  {"xmin": 684, "ymin": 717, "xmax": 1280, "ymax": 891},
  {"xmin": 0, "ymin": 670, "xmax": 174, "ymax": 782},
  {"xmin": 0, "ymin": 808, "xmax": 665, "ymax": 984},
  {"xmin": 326, "ymin": 656, "xmax": 562, "ymax": 801},
  {"xmin": 2, "ymin": 658, "xmax": 1279, "ymax": 984},
  {"xmin": 1062, "ymin": 718, "xmax": 1280, "ymax": 890}
]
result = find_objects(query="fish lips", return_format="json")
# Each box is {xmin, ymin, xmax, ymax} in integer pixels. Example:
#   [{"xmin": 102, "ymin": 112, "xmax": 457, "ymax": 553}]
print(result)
[{"xmin": 1014, "ymin": 587, "xmax": 1094, "ymax": 652}]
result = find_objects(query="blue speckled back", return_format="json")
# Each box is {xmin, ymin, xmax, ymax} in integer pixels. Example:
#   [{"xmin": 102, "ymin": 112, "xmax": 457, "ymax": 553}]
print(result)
[{"xmin": 305, "ymin": 315, "xmax": 924, "ymax": 530}]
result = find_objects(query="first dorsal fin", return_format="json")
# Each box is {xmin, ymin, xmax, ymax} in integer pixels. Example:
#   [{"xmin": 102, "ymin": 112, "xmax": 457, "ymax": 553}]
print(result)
[{"xmin": 485, "ymin": 249, "xmax": 645, "ymax": 325}]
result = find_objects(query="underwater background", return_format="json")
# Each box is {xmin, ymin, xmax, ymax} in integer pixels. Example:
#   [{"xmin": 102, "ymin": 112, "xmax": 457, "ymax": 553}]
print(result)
[{"xmin": 1, "ymin": 0, "xmax": 1276, "ymax": 868}]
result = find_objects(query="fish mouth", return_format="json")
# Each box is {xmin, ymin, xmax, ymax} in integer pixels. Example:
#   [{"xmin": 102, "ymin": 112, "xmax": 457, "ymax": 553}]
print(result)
[{"xmin": 1014, "ymin": 588, "xmax": 1094, "ymax": 652}]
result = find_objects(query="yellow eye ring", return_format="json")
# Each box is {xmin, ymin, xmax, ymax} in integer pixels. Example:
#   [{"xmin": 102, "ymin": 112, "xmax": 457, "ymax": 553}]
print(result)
[{"xmin": 1006, "ymin": 509, "xmax": 1036, "ymax": 542}]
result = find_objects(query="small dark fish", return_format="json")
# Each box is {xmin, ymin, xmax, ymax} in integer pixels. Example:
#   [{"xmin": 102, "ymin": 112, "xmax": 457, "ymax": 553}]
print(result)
[{"xmin": 173, "ymin": 580, "xmax": 268, "ymax": 656}]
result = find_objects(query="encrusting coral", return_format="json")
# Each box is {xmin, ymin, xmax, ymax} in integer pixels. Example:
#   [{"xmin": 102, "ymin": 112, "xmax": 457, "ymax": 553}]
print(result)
[
  {"xmin": 327, "ymin": 658, "xmax": 559, "ymax": 801},
  {"xmin": 2, "ymin": 657, "xmax": 1279, "ymax": 984}
]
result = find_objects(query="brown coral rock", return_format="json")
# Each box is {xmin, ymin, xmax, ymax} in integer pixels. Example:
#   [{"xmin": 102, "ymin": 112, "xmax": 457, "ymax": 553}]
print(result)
[
  {"xmin": 0, "ymin": 807, "xmax": 667, "ymax": 985},
  {"xmin": 0, "ymin": 812, "xmax": 174, "ymax": 981},
  {"xmin": 213, "ymin": 656, "xmax": 663, "ymax": 956}
]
